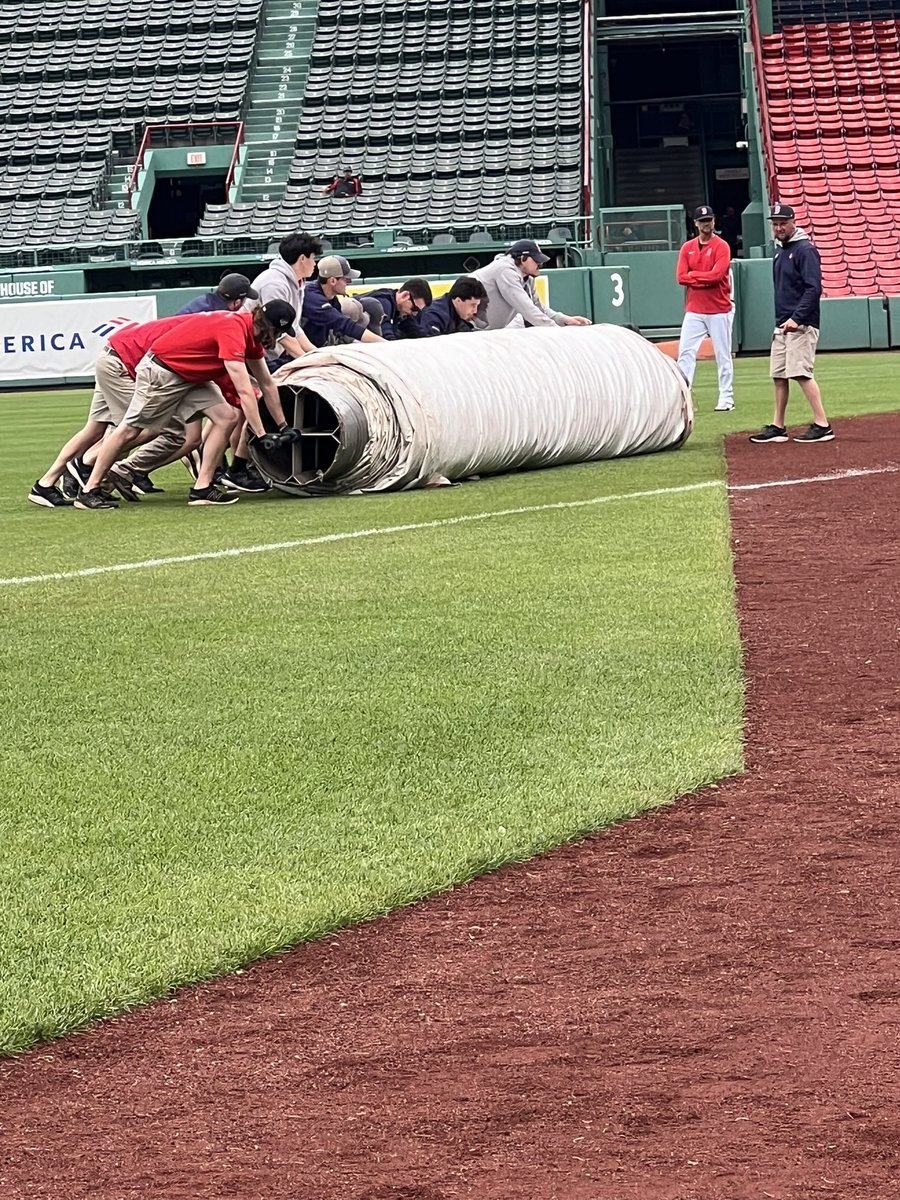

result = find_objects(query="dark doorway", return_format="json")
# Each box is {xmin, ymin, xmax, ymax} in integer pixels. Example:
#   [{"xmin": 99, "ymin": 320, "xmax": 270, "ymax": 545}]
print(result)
[{"xmin": 147, "ymin": 175, "xmax": 226, "ymax": 238}]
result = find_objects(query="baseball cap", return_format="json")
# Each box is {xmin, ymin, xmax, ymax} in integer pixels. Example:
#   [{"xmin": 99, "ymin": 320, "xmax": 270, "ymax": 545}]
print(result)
[
  {"xmin": 509, "ymin": 238, "xmax": 550, "ymax": 264},
  {"xmin": 260, "ymin": 298, "xmax": 296, "ymax": 336},
  {"xmin": 218, "ymin": 272, "xmax": 258, "ymax": 301},
  {"xmin": 318, "ymin": 254, "xmax": 361, "ymax": 281},
  {"xmin": 692, "ymin": 205, "xmax": 715, "ymax": 221},
  {"xmin": 769, "ymin": 203, "xmax": 796, "ymax": 220}
]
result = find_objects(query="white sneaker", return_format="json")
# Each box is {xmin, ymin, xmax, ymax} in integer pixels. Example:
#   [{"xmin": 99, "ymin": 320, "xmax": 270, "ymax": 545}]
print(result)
[{"xmin": 714, "ymin": 400, "xmax": 734, "ymax": 412}]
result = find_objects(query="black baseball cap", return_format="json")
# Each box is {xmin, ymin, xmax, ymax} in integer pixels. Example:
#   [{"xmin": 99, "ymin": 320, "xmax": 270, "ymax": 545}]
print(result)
[
  {"xmin": 692, "ymin": 205, "xmax": 715, "ymax": 220},
  {"xmin": 218, "ymin": 272, "xmax": 258, "ymax": 300},
  {"xmin": 260, "ymin": 298, "xmax": 296, "ymax": 336},
  {"xmin": 509, "ymin": 238, "xmax": 550, "ymax": 264},
  {"xmin": 769, "ymin": 203, "xmax": 796, "ymax": 220}
]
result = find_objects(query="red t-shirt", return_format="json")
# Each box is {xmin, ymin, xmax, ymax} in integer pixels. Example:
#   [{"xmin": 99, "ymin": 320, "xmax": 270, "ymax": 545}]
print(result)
[
  {"xmin": 676, "ymin": 234, "xmax": 733, "ymax": 315},
  {"xmin": 147, "ymin": 311, "xmax": 265, "ymax": 382},
  {"xmin": 107, "ymin": 315, "xmax": 192, "ymax": 377}
]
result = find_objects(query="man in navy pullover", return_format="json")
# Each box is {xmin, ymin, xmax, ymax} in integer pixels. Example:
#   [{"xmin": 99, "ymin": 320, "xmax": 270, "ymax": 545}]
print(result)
[
  {"xmin": 179, "ymin": 273, "xmax": 258, "ymax": 314},
  {"xmin": 420, "ymin": 276, "xmax": 487, "ymax": 336},
  {"xmin": 364, "ymin": 278, "xmax": 433, "ymax": 339},
  {"xmin": 750, "ymin": 204, "xmax": 834, "ymax": 444},
  {"xmin": 301, "ymin": 255, "xmax": 385, "ymax": 348}
]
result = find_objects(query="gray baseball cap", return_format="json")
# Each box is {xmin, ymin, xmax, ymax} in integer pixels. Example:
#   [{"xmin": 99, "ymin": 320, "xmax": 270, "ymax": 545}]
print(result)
[{"xmin": 318, "ymin": 254, "xmax": 361, "ymax": 281}]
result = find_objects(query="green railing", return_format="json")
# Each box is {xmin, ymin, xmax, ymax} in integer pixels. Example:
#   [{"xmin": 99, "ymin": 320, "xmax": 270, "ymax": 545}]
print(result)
[
  {"xmin": 0, "ymin": 217, "xmax": 593, "ymax": 274},
  {"xmin": 596, "ymin": 206, "xmax": 686, "ymax": 253}
]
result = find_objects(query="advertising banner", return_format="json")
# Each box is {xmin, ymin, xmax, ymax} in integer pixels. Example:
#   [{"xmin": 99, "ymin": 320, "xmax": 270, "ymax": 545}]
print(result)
[{"xmin": 0, "ymin": 296, "xmax": 157, "ymax": 383}]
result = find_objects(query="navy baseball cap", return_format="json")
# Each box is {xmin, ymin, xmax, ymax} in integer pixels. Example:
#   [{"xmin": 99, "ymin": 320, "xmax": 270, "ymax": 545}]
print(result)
[
  {"xmin": 509, "ymin": 238, "xmax": 550, "ymax": 264},
  {"xmin": 260, "ymin": 298, "xmax": 296, "ymax": 337},
  {"xmin": 692, "ymin": 205, "xmax": 715, "ymax": 220},
  {"xmin": 218, "ymin": 273, "xmax": 258, "ymax": 301},
  {"xmin": 770, "ymin": 203, "xmax": 796, "ymax": 220}
]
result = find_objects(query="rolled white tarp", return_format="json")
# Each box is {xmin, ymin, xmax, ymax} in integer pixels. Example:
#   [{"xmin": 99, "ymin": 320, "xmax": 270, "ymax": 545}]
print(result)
[{"xmin": 251, "ymin": 323, "xmax": 693, "ymax": 495}]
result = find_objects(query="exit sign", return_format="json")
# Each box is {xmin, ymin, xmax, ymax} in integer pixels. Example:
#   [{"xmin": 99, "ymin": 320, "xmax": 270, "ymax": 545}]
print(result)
[{"xmin": 186, "ymin": 151, "xmax": 207, "ymax": 166}]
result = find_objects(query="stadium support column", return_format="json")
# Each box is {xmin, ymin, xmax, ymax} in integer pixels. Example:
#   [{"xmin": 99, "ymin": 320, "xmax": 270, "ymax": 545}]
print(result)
[{"xmin": 740, "ymin": 14, "xmax": 770, "ymax": 254}]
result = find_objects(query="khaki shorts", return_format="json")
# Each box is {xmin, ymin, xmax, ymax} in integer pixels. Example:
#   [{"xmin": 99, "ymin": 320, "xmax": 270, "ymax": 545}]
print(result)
[
  {"xmin": 123, "ymin": 355, "xmax": 225, "ymax": 430},
  {"xmin": 88, "ymin": 345, "xmax": 134, "ymax": 424},
  {"xmin": 770, "ymin": 325, "xmax": 819, "ymax": 379}
]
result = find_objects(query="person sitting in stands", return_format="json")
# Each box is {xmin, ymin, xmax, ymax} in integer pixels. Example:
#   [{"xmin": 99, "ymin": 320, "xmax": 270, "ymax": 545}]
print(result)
[
  {"xmin": 419, "ymin": 276, "xmax": 487, "ymax": 336},
  {"xmin": 322, "ymin": 167, "xmax": 363, "ymax": 198}
]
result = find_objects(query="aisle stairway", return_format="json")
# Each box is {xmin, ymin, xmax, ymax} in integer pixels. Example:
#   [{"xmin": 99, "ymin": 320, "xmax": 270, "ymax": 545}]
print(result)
[{"xmin": 236, "ymin": 0, "xmax": 319, "ymax": 211}]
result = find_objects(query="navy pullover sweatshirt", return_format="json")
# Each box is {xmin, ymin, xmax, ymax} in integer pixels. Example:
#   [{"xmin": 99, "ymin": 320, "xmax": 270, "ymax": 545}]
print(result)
[{"xmin": 773, "ymin": 230, "xmax": 821, "ymax": 328}]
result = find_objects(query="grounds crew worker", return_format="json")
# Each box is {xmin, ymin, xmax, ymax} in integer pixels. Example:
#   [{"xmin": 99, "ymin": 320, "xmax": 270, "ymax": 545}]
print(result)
[
  {"xmin": 471, "ymin": 239, "xmax": 591, "ymax": 330},
  {"xmin": 76, "ymin": 301, "xmax": 299, "ymax": 509},
  {"xmin": 301, "ymin": 255, "xmax": 386, "ymax": 348},
  {"xmin": 419, "ymin": 277, "xmax": 487, "ymax": 336}
]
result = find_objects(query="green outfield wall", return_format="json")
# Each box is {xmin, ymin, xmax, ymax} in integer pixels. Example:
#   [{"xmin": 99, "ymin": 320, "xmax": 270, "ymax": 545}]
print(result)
[{"xmin": 0, "ymin": 258, "xmax": 894, "ymax": 389}]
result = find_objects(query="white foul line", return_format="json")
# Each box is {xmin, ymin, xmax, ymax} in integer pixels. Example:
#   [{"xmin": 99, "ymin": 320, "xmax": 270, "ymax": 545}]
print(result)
[
  {"xmin": 1, "ymin": 465, "xmax": 895, "ymax": 590},
  {"xmin": 0, "ymin": 481, "xmax": 718, "ymax": 589},
  {"xmin": 729, "ymin": 465, "xmax": 898, "ymax": 492}
]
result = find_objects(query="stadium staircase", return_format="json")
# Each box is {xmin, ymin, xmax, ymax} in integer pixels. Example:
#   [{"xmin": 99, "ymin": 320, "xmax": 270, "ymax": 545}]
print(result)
[
  {"xmin": 755, "ymin": 8, "xmax": 900, "ymax": 296},
  {"xmin": 235, "ymin": 0, "xmax": 319, "ymax": 212}
]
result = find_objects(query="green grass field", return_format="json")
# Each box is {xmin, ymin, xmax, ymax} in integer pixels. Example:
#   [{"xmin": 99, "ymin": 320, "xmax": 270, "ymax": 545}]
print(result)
[{"xmin": 1, "ymin": 352, "xmax": 897, "ymax": 1055}]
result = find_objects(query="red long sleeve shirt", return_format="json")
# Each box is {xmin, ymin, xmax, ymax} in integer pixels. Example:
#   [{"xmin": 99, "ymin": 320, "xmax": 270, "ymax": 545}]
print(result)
[{"xmin": 676, "ymin": 234, "xmax": 733, "ymax": 315}]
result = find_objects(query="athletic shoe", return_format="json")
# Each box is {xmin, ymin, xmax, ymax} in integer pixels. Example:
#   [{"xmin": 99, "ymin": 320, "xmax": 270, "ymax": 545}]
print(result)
[
  {"xmin": 221, "ymin": 465, "xmax": 270, "ymax": 493},
  {"xmin": 793, "ymin": 423, "xmax": 835, "ymax": 442},
  {"xmin": 748, "ymin": 424, "xmax": 789, "ymax": 443},
  {"xmin": 714, "ymin": 399, "xmax": 734, "ymax": 412},
  {"xmin": 74, "ymin": 488, "xmax": 118, "ymax": 510},
  {"xmin": 65, "ymin": 456, "xmax": 91, "ymax": 488},
  {"xmin": 61, "ymin": 473, "xmax": 79, "ymax": 499},
  {"xmin": 187, "ymin": 485, "xmax": 239, "ymax": 506},
  {"xmin": 128, "ymin": 470, "xmax": 164, "ymax": 495},
  {"xmin": 28, "ymin": 481, "xmax": 73, "ymax": 508},
  {"xmin": 181, "ymin": 449, "xmax": 202, "ymax": 481},
  {"xmin": 107, "ymin": 466, "xmax": 141, "ymax": 503}
]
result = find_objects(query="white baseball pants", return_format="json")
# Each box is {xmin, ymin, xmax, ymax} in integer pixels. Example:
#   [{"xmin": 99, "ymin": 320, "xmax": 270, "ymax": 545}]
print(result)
[{"xmin": 676, "ymin": 311, "xmax": 734, "ymax": 405}]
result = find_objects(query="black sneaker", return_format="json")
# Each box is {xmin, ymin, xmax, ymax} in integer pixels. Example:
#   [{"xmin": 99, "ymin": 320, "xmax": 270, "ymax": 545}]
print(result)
[
  {"xmin": 107, "ymin": 466, "xmax": 141, "ymax": 503},
  {"xmin": 28, "ymin": 480, "xmax": 73, "ymax": 508},
  {"xmin": 187, "ymin": 485, "xmax": 239, "ymax": 506},
  {"xmin": 793, "ymin": 423, "xmax": 835, "ymax": 442},
  {"xmin": 181, "ymin": 450, "xmax": 202, "ymax": 481},
  {"xmin": 65, "ymin": 456, "xmax": 92, "ymax": 488},
  {"xmin": 748, "ymin": 424, "xmax": 789, "ymax": 443},
  {"xmin": 74, "ymin": 488, "xmax": 118, "ymax": 510},
  {"xmin": 221, "ymin": 465, "xmax": 270, "ymax": 493},
  {"xmin": 128, "ymin": 470, "xmax": 164, "ymax": 495},
  {"xmin": 61, "ymin": 472, "xmax": 79, "ymax": 499}
]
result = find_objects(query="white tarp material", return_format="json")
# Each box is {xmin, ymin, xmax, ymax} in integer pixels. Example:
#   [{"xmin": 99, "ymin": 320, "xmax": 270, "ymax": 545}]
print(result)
[
  {"xmin": 267, "ymin": 323, "xmax": 693, "ymax": 494},
  {"xmin": 0, "ymin": 296, "xmax": 157, "ymax": 382}
]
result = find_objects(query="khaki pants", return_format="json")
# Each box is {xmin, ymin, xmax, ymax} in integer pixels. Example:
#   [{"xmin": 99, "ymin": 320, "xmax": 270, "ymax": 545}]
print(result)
[
  {"xmin": 123, "ymin": 355, "xmax": 223, "ymax": 430},
  {"xmin": 88, "ymin": 346, "xmax": 134, "ymax": 424}
]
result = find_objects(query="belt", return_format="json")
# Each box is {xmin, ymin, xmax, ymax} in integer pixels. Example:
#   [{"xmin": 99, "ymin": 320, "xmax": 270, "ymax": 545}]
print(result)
[
  {"xmin": 107, "ymin": 345, "xmax": 123, "ymax": 361},
  {"xmin": 148, "ymin": 353, "xmax": 175, "ymax": 371}
]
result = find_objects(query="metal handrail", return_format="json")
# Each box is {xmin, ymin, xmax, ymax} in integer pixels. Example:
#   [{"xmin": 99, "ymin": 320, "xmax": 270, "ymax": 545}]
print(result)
[
  {"xmin": 124, "ymin": 121, "xmax": 245, "ymax": 206},
  {"xmin": 746, "ymin": 0, "xmax": 779, "ymax": 201}
]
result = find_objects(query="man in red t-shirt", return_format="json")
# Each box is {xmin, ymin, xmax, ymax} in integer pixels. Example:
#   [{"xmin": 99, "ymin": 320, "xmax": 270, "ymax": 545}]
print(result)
[
  {"xmin": 675, "ymin": 205, "xmax": 735, "ymax": 412},
  {"xmin": 28, "ymin": 313, "xmax": 211, "ymax": 508},
  {"xmin": 77, "ymin": 301, "xmax": 297, "ymax": 509}
]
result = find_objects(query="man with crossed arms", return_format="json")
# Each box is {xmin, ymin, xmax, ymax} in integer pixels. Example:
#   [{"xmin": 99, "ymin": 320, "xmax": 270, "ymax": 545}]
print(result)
[{"xmin": 675, "ymin": 204, "xmax": 735, "ymax": 412}]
